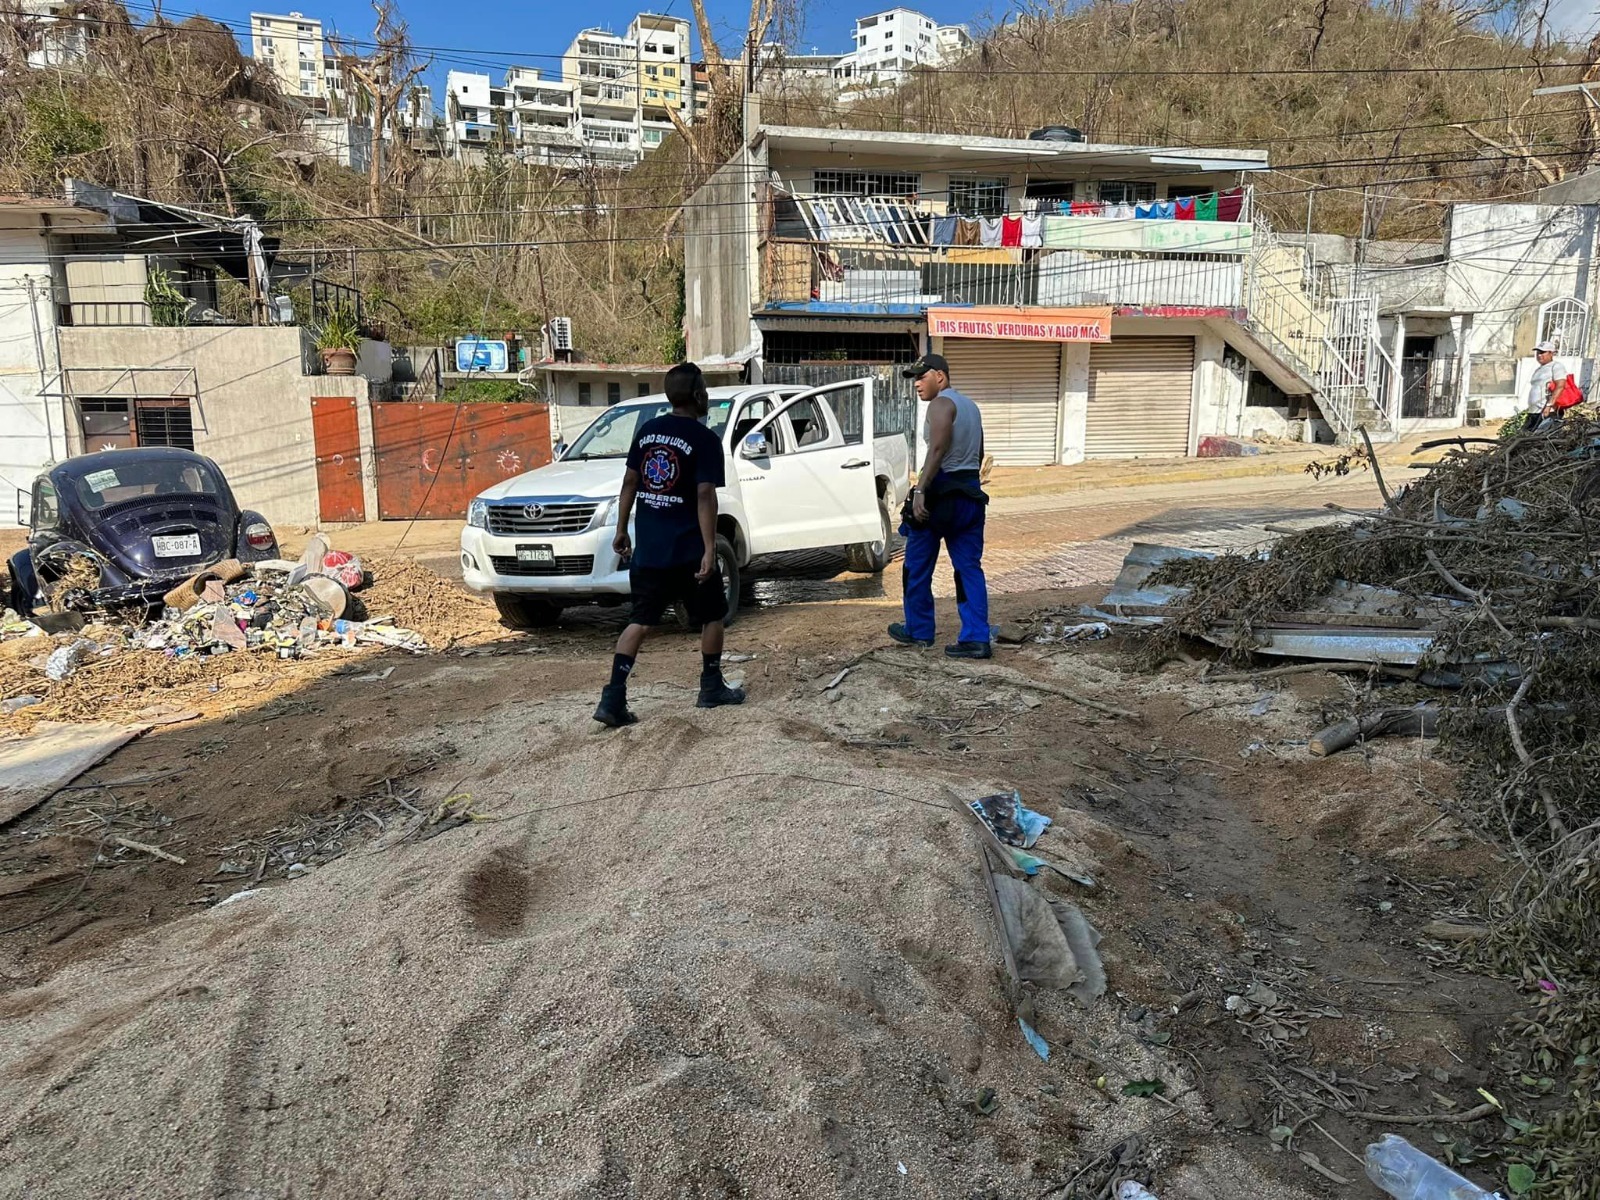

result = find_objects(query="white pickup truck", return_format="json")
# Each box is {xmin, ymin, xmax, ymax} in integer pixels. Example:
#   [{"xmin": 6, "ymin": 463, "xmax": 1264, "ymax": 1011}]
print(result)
[{"xmin": 460, "ymin": 378, "xmax": 910, "ymax": 627}]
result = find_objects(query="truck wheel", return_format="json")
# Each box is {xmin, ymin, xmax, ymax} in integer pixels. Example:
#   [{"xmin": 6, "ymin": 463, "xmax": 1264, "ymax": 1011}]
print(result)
[
  {"xmin": 674, "ymin": 534, "xmax": 740, "ymax": 629},
  {"xmin": 494, "ymin": 593, "xmax": 563, "ymax": 629},
  {"xmin": 845, "ymin": 495, "xmax": 894, "ymax": 574}
]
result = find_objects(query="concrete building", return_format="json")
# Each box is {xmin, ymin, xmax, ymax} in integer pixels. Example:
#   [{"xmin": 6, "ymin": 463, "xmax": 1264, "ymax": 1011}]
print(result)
[
  {"xmin": 0, "ymin": 183, "xmax": 392, "ymax": 527},
  {"xmin": 445, "ymin": 70, "xmax": 514, "ymax": 160},
  {"xmin": 505, "ymin": 67, "xmax": 583, "ymax": 167},
  {"xmin": 250, "ymin": 10, "xmax": 331, "ymax": 102},
  {"xmin": 561, "ymin": 14, "xmax": 693, "ymax": 163},
  {"xmin": 832, "ymin": 8, "xmax": 969, "ymax": 98},
  {"xmin": 685, "ymin": 119, "xmax": 1433, "ymax": 462},
  {"xmin": 301, "ymin": 116, "xmax": 372, "ymax": 173},
  {"xmin": 16, "ymin": 0, "xmax": 100, "ymax": 68}
]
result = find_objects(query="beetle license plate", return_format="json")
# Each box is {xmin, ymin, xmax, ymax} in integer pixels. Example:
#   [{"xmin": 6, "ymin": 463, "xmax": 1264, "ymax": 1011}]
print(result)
[
  {"xmin": 152, "ymin": 534, "xmax": 201, "ymax": 558},
  {"xmin": 516, "ymin": 545, "xmax": 554, "ymax": 563}
]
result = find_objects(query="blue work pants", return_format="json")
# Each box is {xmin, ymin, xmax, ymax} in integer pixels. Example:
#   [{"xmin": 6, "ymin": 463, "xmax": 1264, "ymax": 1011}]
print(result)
[{"xmin": 900, "ymin": 494, "xmax": 990, "ymax": 644}]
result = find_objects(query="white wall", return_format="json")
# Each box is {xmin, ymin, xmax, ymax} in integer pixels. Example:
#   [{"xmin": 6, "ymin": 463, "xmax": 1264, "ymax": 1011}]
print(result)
[
  {"xmin": 0, "ymin": 221, "xmax": 59, "ymax": 526},
  {"xmin": 1445, "ymin": 203, "xmax": 1598, "ymax": 403}
]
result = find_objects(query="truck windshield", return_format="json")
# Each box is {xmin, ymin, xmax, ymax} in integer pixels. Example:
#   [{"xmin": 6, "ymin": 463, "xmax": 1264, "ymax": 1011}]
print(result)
[{"xmin": 563, "ymin": 399, "xmax": 736, "ymax": 460}]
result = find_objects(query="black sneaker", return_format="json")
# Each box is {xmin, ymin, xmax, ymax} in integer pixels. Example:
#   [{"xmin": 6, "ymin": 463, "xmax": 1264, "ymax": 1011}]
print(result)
[
  {"xmin": 593, "ymin": 684, "xmax": 638, "ymax": 727},
  {"xmin": 696, "ymin": 679, "xmax": 746, "ymax": 709},
  {"xmin": 945, "ymin": 641, "xmax": 993, "ymax": 660},
  {"xmin": 888, "ymin": 622, "xmax": 934, "ymax": 647}
]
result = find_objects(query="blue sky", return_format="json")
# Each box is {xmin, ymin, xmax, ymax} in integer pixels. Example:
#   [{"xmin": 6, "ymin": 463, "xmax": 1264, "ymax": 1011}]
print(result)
[{"xmin": 136, "ymin": 0, "xmax": 995, "ymax": 98}]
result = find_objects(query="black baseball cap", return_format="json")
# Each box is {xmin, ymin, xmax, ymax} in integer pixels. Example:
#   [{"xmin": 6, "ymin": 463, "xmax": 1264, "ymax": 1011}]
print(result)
[{"xmin": 901, "ymin": 353, "xmax": 950, "ymax": 379}]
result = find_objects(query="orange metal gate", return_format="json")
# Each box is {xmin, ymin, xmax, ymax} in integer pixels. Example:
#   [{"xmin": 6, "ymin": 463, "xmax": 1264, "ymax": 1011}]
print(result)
[
  {"xmin": 311, "ymin": 396, "xmax": 367, "ymax": 523},
  {"xmin": 371, "ymin": 402, "xmax": 551, "ymax": 521}
]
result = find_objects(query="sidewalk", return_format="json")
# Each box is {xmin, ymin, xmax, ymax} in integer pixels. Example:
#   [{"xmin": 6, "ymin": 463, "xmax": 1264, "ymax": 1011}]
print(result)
[{"xmin": 983, "ymin": 427, "xmax": 1467, "ymax": 501}]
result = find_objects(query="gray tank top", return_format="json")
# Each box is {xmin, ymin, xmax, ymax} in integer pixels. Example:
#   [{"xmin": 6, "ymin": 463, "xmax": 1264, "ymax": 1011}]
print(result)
[{"xmin": 935, "ymin": 387, "xmax": 984, "ymax": 473}]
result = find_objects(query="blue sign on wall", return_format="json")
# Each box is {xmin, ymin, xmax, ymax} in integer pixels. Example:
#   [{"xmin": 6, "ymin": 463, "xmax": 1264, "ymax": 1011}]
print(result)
[{"xmin": 456, "ymin": 338, "xmax": 509, "ymax": 374}]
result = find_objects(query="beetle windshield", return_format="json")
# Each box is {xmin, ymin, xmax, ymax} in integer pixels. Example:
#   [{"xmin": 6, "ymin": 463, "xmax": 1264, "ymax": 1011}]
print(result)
[{"xmin": 64, "ymin": 458, "xmax": 224, "ymax": 510}]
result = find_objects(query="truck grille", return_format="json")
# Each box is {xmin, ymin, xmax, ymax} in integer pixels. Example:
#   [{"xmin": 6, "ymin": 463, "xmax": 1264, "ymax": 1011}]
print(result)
[
  {"xmin": 488, "ymin": 554, "xmax": 595, "ymax": 577},
  {"xmin": 486, "ymin": 502, "xmax": 598, "ymax": 535}
]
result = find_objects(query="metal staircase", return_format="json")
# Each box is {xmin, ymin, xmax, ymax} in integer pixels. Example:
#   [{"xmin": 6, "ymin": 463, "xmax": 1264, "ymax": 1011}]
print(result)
[{"xmin": 1241, "ymin": 215, "xmax": 1395, "ymax": 442}]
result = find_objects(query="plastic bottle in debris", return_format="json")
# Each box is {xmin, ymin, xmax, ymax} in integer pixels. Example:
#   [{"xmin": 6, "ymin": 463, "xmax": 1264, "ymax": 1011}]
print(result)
[
  {"xmin": 1116, "ymin": 1184, "xmax": 1159, "ymax": 1200},
  {"xmin": 1365, "ymin": 1135, "xmax": 1502, "ymax": 1200}
]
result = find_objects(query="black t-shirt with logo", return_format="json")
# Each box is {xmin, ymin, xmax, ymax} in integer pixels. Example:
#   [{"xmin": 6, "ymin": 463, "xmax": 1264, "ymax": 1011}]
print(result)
[{"xmin": 625, "ymin": 413, "xmax": 726, "ymax": 568}]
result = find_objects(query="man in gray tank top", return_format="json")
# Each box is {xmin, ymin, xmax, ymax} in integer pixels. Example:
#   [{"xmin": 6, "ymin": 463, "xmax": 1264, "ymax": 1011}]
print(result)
[{"xmin": 888, "ymin": 353, "xmax": 992, "ymax": 658}]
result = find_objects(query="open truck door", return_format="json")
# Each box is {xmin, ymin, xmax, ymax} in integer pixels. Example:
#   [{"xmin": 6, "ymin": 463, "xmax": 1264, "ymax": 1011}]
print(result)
[{"xmin": 735, "ymin": 378, "xmax": 881, "ymax": 557}]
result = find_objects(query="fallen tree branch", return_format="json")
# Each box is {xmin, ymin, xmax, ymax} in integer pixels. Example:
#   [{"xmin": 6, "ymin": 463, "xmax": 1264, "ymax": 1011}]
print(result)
[
  {"xmin": 1358, "ymin": 425, "xmax": 1396, "ymax": 511},
  {"xmin": 1205, "ymin": 661, "xmax": 1416, "ymax": 684},
  {"xmin": 1310, "ymin": 706, "xmax": 1441, "ymax": 756},
  {"xmin": 1347, "ymin": 1101, "xmax": 1498, "ymax": 1126},
  {"xmin": 114, "ymin": 837, "xmax": 186, "ymax": 865}
]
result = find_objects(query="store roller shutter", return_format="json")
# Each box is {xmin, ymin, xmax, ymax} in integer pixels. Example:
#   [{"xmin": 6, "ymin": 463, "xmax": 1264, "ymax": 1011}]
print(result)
[{"xmin": 941, "ymin": 339, "xmax": 1062, "ymax": 466}]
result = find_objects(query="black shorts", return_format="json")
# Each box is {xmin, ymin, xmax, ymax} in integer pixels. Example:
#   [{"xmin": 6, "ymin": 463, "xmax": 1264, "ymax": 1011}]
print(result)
[{"xmin": 628, "ymin": 562, "xmax": 727, "ymax": 627}]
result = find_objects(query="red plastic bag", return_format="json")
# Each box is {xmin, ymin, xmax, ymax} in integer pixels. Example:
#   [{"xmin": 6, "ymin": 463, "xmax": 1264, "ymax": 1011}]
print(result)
[
  {"xmin": 1552, "ymin": 374, "xmax": 1585, "ymax": 411},
  {"xmin": 321, "ymin": 550, "xmax": 365, "ymax": 590}
]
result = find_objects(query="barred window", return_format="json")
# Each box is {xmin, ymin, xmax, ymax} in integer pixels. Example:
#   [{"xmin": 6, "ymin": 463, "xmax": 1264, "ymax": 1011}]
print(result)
[
  {"xmin": 811, "ymin": 169, "xmax": 921, "ymax": 197},
  {"xmin": 947, "ymin": 176, "xmax": 1007, "ymax": 217}
]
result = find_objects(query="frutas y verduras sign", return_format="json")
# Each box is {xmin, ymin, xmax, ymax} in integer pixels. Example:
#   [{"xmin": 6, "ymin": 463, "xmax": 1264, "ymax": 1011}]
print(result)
[{"xmin": 926, "ymin": 306, "xmax": 1112, "ymax": 343}]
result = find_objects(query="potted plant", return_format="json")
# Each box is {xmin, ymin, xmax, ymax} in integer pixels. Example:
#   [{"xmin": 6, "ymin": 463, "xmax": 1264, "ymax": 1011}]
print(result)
[{"xmin": 314, "ymin": 304, "xmax": 361, "ymax": 375}]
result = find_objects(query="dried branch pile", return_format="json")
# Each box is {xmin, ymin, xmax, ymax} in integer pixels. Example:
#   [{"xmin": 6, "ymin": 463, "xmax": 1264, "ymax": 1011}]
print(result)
[{"xmin": 1143, "ymin": 421, "xmax": 1600, "ymax": 1186}]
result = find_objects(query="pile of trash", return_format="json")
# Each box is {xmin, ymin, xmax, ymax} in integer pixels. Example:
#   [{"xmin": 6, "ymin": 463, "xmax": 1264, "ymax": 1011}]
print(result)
[
  {"xmin": 1096, "ymin": 420, "xmax": 1600, "ymax": 1187},
  {"xmin": 2, "ymin": 537, "xmax": 428, "ymax": 716}
]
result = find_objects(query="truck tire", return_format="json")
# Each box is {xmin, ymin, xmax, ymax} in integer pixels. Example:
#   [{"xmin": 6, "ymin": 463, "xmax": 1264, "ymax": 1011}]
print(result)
[
  {"xmin": 845, "ymin": 495, "xmax": 894, "ymax": 574},
  {"xmin": 494, "ymin": 593, "xmax": 563, "ymax": 629},
  {"xmin": 674, "ymin": 533, "xmax": 740, "ymax": 629}
]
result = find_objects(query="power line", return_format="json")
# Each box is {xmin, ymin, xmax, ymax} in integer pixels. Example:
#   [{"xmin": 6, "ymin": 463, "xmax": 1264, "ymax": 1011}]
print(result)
[{"xmin": 50, "ymin": 3, "xmax": 1600, "ymax": 80}]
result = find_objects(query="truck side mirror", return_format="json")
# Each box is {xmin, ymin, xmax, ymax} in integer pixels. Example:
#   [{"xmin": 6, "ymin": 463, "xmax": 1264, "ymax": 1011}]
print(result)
[
  {"xmin": 553, "ymin": 440, "xmax": 568, "ymax": 459},
  {"xmin": 741, "ymin": 431, "xmax": 770, "ymax": 459},
  {"xmin": 15, "ymin": 487, "xmax": 29, "ymax": 528}
]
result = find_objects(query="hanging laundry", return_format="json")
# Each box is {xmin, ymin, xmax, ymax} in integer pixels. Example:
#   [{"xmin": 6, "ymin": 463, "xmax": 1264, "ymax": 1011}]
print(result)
[
  {"xmin": 956, "ymin": 217, "xmax": 981, "ymax": 246},
  {"xmin": 1217, "ymin": 188, "xmax": 1245, "ymax": 222},
  {"xmin": 1069, "ymin": 200, "xmax": 1104, "ymax": 217},
  {"xmin": 980, "ymin": 217, "xmax": 1004, "ymax": 247},
  {"xmin": 1134, "ymin": 202, "xmax": 1157, "ymax": 219},
  {"xmin": 1105, "ymin": 202, "xmax": 1135, "ymax": 221},
  {"xmin": 1154, "ymin": 200, "xmax": 1176, "ymax": 219},
  {"xmin": 1196, "ymin": 193, "xmax": 1219, "ymax": 222},
  {"xmin": 1173, "ymin": 196, "xmax": 1197, "ymax": 221},
  {"xmin": 1057, "ymin": 200, "xmax": 1074, "ymax": 216},
  {"xmin": 1001, "ymin": 215, "xmax": 1023, "ymax": 247},
  {"xmin": 931, "ymin": 214, "xmax": 959, "ymax": 246},
  {"xmin": 1020, "ymin": 214, "xmax": 1044, "ymax": 248}
]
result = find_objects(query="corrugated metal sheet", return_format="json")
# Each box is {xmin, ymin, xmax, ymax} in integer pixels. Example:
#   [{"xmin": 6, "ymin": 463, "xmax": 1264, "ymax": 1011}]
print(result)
[
  {"xmin": 372, "ymin": 402, "xmax": 551, "ymax": 521},
  {"xmin": 1085, "ymin": 337, "xmax": 1194, "ymax": 458},
  {"xmin": 943, "ymin": 339, "xmax": 1061, "ymax": 467}
]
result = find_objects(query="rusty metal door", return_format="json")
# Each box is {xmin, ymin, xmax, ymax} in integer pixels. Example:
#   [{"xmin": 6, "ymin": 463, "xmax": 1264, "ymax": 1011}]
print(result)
[
  {"xmin": 311, "ymin": 396, "xmax": 366, "ymax": 524},
  {"xmin": 372, "ymin": 402, "xmax": 551, "ymax": 520}
]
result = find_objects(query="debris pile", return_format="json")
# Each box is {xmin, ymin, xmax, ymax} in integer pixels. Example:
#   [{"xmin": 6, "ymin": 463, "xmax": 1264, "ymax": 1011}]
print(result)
[
  {"xmin": 1111, "ymin": 420, "xmax": 1600, "ymax": 1185},
  {"xmin": 1, "ymin": 543, "xmax": 430, "ymax": 726}
]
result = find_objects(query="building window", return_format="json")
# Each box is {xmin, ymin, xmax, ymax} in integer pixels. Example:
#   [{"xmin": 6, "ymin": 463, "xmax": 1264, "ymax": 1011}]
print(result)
[
  {"xmin": 1099, "ymin": 180, "xmax": 1157, "ymax": 205},
  {"xmin": 948, "ymin": 176, "xmax": 1007, "ymax": 217},
  {"xmin": 607, "ymin": 382, "xmax": 621, "ymax": 405},
  {"xmin": 134, "ymin": 400, "xmax": 195, "ymax": 450},
  {"xmin": 661, "ymin": 42, "xmax": 675, "ymax": 54},
  {"xmin": 661, "ymin": 66, "xmax": 676, "ymax": 77},
  {"xmin": 637, "ymin": 382, "xmax": 649, "ymax": 396},
  {"xmin": 578, "ymin": 382, "xmax": 592, "ymax": 405},
  {"xmin": 812, "ymin": 169, "xmax": 920, "ymax": 196},
  {"xmin": 642, "ymin": 129, "xmax": 663, "ymax": 145}
]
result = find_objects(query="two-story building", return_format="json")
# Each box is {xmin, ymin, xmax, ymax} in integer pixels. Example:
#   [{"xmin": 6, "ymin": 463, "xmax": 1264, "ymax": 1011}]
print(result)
[
  {"xmin": 685, "ymin": 121, "xmax": 1346, "ymax": 464},
  {"xmin": 0, "ymin": 182, "xmax": 391, "ymax": 527}
]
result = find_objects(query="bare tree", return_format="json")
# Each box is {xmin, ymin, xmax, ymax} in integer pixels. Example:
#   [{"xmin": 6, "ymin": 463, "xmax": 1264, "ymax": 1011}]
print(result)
[{"xmin": 329, "ymin": 0, "xmax": 428, "ymax": 215}]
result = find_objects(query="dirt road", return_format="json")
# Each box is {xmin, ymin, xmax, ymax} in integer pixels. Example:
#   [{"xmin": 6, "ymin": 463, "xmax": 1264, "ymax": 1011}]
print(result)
[{"xmin": 0, "ymin": 472, "xmax": 1520, "ymax": 1199}]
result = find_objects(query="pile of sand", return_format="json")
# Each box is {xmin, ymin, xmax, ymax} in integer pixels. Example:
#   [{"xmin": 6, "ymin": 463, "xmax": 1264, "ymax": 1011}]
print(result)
[{"xmin": 0, "ymin": 684, "xmax": 1315, "ymax": 1199}]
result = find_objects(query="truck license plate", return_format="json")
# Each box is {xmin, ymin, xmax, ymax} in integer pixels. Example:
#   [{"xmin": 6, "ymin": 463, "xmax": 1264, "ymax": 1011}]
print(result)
[
  {"xmin": 516, "ymin": 545, "xmax": 554, "ymax": 563},
  {"xmin": 152, "ymin": 533, "xmax": 201, "ymax": 558}
]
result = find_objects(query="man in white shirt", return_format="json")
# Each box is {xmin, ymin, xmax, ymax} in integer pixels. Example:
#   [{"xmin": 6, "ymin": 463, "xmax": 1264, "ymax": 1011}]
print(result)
[{"xmin": 1526, "ymin": 340, "xmax": 1565, "ymax": 430}]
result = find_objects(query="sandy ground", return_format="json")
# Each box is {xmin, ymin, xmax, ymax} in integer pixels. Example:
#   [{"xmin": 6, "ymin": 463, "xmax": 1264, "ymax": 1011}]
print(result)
[{"xmin": 0, "ymin": 537, "xmax": 1522, "ymax": 1200}]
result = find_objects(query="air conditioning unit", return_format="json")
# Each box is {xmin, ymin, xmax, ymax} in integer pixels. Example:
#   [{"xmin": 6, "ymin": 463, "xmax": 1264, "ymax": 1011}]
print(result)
[{"xmin": 548, "ymin": 316, "xmax": 574, "ymax": 362}]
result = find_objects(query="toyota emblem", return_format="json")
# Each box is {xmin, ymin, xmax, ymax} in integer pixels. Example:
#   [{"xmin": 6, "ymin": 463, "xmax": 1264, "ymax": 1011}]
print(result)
[{"xmin": 523, "ymin": 503, "xmax": 545, "ymax": 520}]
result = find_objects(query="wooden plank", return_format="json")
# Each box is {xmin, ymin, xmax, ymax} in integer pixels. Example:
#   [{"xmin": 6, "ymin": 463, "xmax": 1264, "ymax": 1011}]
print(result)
[{"xmin": 310, "ymin": 396, "xmax": 366, "ymax": 523}]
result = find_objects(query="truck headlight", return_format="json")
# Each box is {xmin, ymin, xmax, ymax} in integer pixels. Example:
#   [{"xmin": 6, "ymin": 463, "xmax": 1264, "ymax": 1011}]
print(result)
[
  {"xmin": 589, "ymin": 496, "xmax": 618, "ymax": 530},
  {"xmin": 467, "ymin": 499, "xmax": 488, "ymax": 528}
]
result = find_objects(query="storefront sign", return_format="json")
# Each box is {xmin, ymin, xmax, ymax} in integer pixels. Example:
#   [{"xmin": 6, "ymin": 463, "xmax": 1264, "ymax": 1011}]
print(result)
[{"xmin": 927, "ymin": 306, "xmax": 1112, "ymax": 343}]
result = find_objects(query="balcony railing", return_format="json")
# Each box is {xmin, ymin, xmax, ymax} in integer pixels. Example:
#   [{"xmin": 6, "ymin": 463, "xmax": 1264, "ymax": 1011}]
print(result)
[{"xmin": 762, "ymin": 240, "xmax": 1248, "ymax": 313}]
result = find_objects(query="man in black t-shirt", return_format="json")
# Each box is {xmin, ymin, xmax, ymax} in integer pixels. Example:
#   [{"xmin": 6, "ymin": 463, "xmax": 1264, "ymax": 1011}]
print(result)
[{"xmin": 593, "ymin": 362, "xmax": 745, "ymax": 727}]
